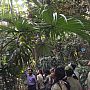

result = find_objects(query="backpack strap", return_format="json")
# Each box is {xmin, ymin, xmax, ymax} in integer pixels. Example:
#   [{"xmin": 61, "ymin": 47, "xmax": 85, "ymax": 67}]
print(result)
[
  {"xmin": 57, "ymin": 80, "xmax": 70, "ymax": 90},
  {"xmin": 63, "ymin": 81, "xmax": 70, "ymax": 90},
  {"xmin": 57, "ymin": 82, "xmax": 62, "ymax": 90}
]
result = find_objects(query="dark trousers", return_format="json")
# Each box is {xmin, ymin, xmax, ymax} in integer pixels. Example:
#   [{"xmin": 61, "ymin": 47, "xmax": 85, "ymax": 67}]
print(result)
[{"xmin": 28, "ymin": 85, "xmax": 36, "ymax": 90}]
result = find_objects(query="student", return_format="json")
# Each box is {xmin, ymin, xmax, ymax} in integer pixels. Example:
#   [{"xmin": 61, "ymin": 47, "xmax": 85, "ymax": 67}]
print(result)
[
  {"xmin": 49, "ymin": 68, "xmax": 55, "ymax": 87},
  {"xmin": 37, "ymin": 69, "xmax": 45, "ymax": 90},
  {"xmin": 25, "ymin": 68, "xmax": 36, "ymax": 90},
  {"xmin": 44, "ymin": 69, "xmax": 52, "ymax": 90},
  {"xmin": 68, "ymin": 63, "xmax": 79, "ymax": 79},
  {"xmin": 87, "ymin": 61, "xmax": 90, "ymax": 90},
  {"xmin": 51, "ymin": 67, "xmax": 68, "ymax": 90},
  {"xmin": 65, "ymin": 66, "xmax": 82, "ymax": 90}
]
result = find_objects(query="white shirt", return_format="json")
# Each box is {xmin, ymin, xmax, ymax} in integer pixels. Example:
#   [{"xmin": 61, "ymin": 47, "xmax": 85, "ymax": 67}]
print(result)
[{"xmin": 37, "ymin": 74, "xmax": 44, "ymax": 89}]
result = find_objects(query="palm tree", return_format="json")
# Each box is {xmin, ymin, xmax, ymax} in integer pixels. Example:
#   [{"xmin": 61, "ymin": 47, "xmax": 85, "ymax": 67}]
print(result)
[{"xmin": 0, "ymin": 1, "xmax": 90, "ymax": 89}]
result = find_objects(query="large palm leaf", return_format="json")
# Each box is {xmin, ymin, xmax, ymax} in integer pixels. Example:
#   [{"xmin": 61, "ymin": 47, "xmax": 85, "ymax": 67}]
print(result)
[
  {"xmin": 0, "ymin": 15, "xmax": 35, "ymax": 74},
  {"xmin": 40, "ymin": 5, "xmax": 90, "ymax": 43}
]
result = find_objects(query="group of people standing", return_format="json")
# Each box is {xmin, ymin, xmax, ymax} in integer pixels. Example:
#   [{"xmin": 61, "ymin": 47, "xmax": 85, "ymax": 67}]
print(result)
[
  {"xmin": 25, "ymin": 67, "xmax": 54, "ymax": 90},
  {"xmin": 24, "ymin": 63, "xmax": 89, "ymax": 90}
]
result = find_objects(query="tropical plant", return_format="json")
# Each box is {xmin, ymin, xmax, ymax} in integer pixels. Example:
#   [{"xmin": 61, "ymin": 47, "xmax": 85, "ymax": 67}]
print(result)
[{"xmin": 0, "ymin": 0, "xmax": 90, "ymax": 89}]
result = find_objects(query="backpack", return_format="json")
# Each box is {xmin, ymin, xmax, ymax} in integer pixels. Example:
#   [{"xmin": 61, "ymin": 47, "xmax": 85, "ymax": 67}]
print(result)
[
  {"xmin": 64, "ymin": 81, "xmax": 70, "ymax": 90},
  {"xmin": 57, "ymin": 80, "xmax": 70, "ymax": 90}
]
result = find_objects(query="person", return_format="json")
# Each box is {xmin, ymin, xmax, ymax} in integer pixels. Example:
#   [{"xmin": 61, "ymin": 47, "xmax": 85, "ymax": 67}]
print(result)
[
  {"xmin": 51, "ymin": 67, "xmax": 68, "ymax": 90},
  {"xmin": 68, "ymin": 63, "xmax": 79, "ymax": 79},
  {"xmin": 37, "ymin": 69, "xmax": 45, "ymax": 90},
  {"xmin": 44, "ymin": 68, "xmax": 55, "ymax": 90},
  {"xmin": 87, "ymin": 61, "xmax": 90, "ymax": 90},
  {"xmin": 87, "ymin": 72, "xmax": 90, "ymax": 90},
  {"xmin": 49, "ymin": 68, "xmax": 55, "ymax": 86},
  {"xmin": 44, "ymin": 69, "xmax": 51, "ymax": 90},
  {"xmin": 25, "ymin": 68, "xmax": 36, "ymax": 90},
  {"xmin": 65, "ymin": 66, "xmax": 82, "ymax": 90}
]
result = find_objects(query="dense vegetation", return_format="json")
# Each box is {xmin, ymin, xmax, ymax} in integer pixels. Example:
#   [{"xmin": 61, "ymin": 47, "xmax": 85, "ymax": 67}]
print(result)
[{"xmin": 0, "ymin": 0, "xmax": 90, "ymax": 89}]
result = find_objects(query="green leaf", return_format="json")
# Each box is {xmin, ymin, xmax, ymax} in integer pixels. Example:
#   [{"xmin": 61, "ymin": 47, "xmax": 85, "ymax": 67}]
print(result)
[
  {"xmin": 32, "ymin": 0, "xmax": 41, "ymax": 7},
  {"xmin": 59, "ymin": 14, "xmax": 67, "ymax": 23},
  {"xmin": 42, "ymin": 6, "xmax": 53, "ymax": 24}
]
